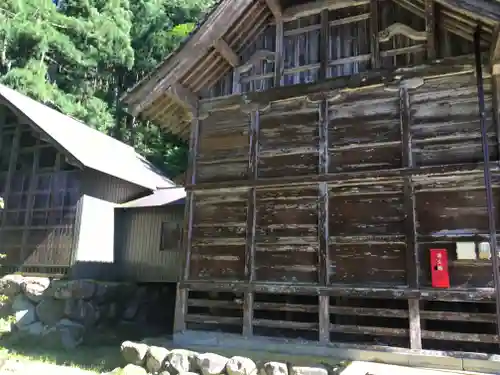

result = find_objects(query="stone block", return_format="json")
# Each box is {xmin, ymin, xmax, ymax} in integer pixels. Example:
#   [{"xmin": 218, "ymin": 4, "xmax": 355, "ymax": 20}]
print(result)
[
  {"xmin": 145, "ymin": 346, "xmax": 170, "ymax": 373},
  {"xmin": 166, "ymin": 349, "xmax": 199, "ymax": 375},
  {"xmin": 121, "ymin": 341, "xmax": 149, "ymax": 366},
  {"xmin": 226, "ymin": 356, "xmax": 257, "ymax": 375},
  {"xmin": 196, "ymin": 353, "xmax": 229, "ymax": 375},
  {"xmin": 22, "ymin": 277, "xmax": 50, "ymax": 303},
  {"xmin": 36, "ymin": 298, "xmax": 66, "ymax": 326},
  {"xmin": 260, "ymin": 362, "xmax": 288, "ymax": 375}
]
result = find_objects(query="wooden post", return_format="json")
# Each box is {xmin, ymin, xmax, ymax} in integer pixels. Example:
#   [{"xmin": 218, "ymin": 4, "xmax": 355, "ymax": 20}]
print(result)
[
  {"xmin": 425, "ymin": 0, "xmax": 436, "ymax": 60},
  {"xmin": 400, "ymin": 84, "xmax": 421, "ymax": 350},
  {"xmin": 0, "ymin": 105, "xmax": 5, "ymax": 250},
  {"xmin": 274, "ymin": 20, "xmax": 284, "ymax": 87},
  {"xmin": 492, "ymin": 75, "xmax": 500, "ymax": 163},
  {"xmin": 243, "ymin": 106, "xmax": 259, "ymax": 337},
  {"xmin": 318, "ymin": 8, "xmax": 331, "ymax": 344},
  {"xmin": 490, "ymin": 27, "xmax": 500, "ymax": 161},
  {"xmin": 174, "ymin": 109, "xmax": 200, "ymax": 334},
  {"xmin": 370, "ymin": 0, "xmax": 380, "ymax": 69},
  {"xmin": 319, "ymin": 9, "xmax": 329, "ymax": 80},
  {"xmin": 1, "ymin": 123, "xmax": 21, "ymax": 242},
  {"xmin": 20, "ymin": 139, "xmax": 41, "ymax": 267}
]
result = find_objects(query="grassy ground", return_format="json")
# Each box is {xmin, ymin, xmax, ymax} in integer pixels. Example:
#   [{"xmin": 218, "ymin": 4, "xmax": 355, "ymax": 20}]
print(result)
[{"xmin": 0, "ymin": 341, "xmax": 123, "ymax": 373}]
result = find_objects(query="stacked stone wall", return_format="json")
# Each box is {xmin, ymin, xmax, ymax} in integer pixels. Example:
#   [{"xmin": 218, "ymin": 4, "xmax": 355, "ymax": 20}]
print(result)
[
  {"xmin": 113, "ymin": 341, "xmax": 342, "ymax": 375},
  {"xmin": 0, "ymin": 274, "xmax": 172, "ymax": 348}
]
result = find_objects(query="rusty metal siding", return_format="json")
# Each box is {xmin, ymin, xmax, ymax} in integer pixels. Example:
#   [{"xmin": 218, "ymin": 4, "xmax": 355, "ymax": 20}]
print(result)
[{"xmin": 118, "ymin": 205, "xmax": 184, "ymax": 282}]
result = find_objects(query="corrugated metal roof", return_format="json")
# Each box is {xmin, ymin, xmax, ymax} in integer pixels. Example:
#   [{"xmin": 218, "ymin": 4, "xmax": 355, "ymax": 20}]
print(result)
[
  {"xmin": 120, "ymin": 187, "xmax": 186, "ymax": 208},
  {"xmin": 0, "ymin": 84, "xmax": 175, "ymax": 191}
]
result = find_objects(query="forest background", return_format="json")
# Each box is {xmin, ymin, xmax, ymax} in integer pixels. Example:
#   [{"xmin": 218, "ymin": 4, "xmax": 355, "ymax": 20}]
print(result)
[{"xmin": 0, "ymin": 0, "xmax": 214, "ymax": 178}]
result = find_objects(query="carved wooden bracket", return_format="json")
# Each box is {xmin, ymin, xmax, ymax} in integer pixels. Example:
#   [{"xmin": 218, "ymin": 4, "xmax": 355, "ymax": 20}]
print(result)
[
  {"xmin": 378, "ymin": 23, "xmax": 427, "ymax": 43},
  {"xmin": 232, "ymin": 50, "xmax": 276, "ymax": 94}
]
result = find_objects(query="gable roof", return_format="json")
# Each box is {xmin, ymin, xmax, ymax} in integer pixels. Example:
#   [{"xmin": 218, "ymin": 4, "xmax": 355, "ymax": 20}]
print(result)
[
  {"xmin": 121, "ymin": 0, "xmax": 500, "ymax": 140},
  {"xmin": 0, "ymin": 84, "xmax": 175, "ymax": 191}
]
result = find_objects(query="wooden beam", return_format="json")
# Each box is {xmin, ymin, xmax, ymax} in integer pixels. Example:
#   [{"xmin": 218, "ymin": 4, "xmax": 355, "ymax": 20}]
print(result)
[
  {"xmin": 265, "ymin": 0, "xmax": 282, "ymax": 20},
  {"xmin": 213, "ymin": 39, "xmax": 240, "ymax": 68},
  {"xmin": 425, "ymin": 0, "xmax": 437, "ymax": 60},
  {"xmin": 182, "ymin": 280, "xmax": 497, "ymax": 302},
  {"xmin": 123, "ymin": 0, "xmax": 254, "ymax": 114},
  {"xmin": 370, "ymin": 0, "xmax": 380, "ymax": 69},
  {"xmin": 283, "ymin": 0, "xmax": 370, "ymax": 22}
]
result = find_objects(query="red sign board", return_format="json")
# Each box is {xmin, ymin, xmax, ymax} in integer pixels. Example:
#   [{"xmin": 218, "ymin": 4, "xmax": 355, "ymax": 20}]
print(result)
[{"xmin": 430, "ymin": 249, "xmax": 450, "ymax": 288}]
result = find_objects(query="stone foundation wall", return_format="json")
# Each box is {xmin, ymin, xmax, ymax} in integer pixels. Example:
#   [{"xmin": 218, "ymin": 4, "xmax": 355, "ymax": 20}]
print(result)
[
  {"xmin": 115, "ymin": 341, "xmax": 343, "ymax": 375},
  {"xmin": 0, "ymin": 274, "xmax": 173, "ymax": 348}
]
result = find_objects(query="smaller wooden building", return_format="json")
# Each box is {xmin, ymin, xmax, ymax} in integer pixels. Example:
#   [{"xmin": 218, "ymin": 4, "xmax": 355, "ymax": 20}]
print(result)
[
  {"xmin": 116, "ymin": 187, "xmax": 186, "ymax": 283},
  {"xmin": 0, "ymin": 84, "xmax": 177, "ymax": 278}
]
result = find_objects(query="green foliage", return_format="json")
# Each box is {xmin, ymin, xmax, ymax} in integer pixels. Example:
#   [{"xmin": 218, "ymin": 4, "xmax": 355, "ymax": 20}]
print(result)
[{"xmin": 0, "ymin": 0, "xmax": 213, "ymax": 177}]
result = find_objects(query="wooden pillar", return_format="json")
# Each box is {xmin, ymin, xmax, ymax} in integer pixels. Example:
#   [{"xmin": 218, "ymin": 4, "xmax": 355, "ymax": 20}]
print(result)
[
  {"xmin": 425, "ymin": 0, "xmax": 437, "ymax": 60},
  {"xmin": 491, "ymin": 71, "xmax": 500, "ymax": 162},
  {"xmin": 274, "ymin": 20, "xmax": 284, "ymax": 87},
  {"xmin": 1, "ymin": 123, "xmax": 21, "ymax": 234},
  {"xmin": 174, "ymin": 110, "xmax": 200, "ymax": 334},
  {"xmin": 370, "ymin": 0, "xmax": 380, "ymax": 69},
  {"xmin": 318, "ymin": 8, "xmax": 330, "ymax": 344},
  {"xmin": 20, "ymin": 139, "xmax": 41, "ymax": 268},
  {"xmin": 243, "ymin": 106, "xmax": 259, "ymax": 337},
  {"xmin": 0, "ymin": 105, "xmax": 5, "ymax": 245},
  {"xmin": 400, "ymin": 84, "xmax": 421, "ymax": 350}
]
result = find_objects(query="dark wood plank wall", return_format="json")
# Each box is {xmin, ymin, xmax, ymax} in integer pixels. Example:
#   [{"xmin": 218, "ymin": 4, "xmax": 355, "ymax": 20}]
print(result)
[
  {"xmin": 0, "ymin": 104, "xmax": 80, "ymax": 276},
  {"xmin": 178, "ymin": 0, "xmax": 500, "ymax": 353}
]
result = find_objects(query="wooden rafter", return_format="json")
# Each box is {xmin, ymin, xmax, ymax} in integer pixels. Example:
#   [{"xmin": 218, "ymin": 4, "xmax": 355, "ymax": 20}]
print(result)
[
  {"xmin": 434, "ymin": 0, "xmax": 500, "ymax": 23},
  {"xmin": 123, "ymin": 0, "xmax": 254, "ymax": 115}
]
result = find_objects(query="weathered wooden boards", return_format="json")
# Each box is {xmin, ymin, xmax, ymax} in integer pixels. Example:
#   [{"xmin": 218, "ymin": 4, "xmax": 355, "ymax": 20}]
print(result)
[{"xmin": 178, "ymin": 61, "xmax": 500, "ymax": 351}]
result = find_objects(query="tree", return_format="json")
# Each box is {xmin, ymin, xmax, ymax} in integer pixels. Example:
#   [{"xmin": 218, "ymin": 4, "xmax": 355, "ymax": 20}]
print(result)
[{"xmin": 0, "ymin": 0, "xmax": 213, "ymax": 178}]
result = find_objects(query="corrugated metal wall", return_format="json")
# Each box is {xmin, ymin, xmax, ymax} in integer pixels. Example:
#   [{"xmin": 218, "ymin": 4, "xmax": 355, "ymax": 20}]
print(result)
[
  {"xmin": 81, "ymin": 169, "xmax": 147, "ymax": 203},
  {"xmin": 118, "ymin": 205, "xmax": 184, "ymax": 282}
]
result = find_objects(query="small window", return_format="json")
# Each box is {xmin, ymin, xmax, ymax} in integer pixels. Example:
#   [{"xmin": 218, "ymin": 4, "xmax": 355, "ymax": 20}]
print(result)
[{"xmin": 160, "ymin": 222, "xmax": 182, "ymax": 251}]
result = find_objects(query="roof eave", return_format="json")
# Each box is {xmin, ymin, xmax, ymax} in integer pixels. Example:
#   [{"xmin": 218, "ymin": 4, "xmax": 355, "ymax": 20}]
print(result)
[{"xmin": 121, "ymin": 0, "xmax": 255, "ymax": 116}]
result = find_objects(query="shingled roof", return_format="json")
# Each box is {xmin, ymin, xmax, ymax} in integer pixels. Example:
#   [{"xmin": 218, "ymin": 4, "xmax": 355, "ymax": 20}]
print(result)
[{"xmin": 0, "ymin": 84, "xmax": 175, "ymax": 191}]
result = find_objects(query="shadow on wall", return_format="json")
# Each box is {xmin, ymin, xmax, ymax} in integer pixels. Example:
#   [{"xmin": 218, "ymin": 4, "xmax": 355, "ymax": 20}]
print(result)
[{"xmin": 69, "ymin": 261, "xmax": 120, "ymax": 281}]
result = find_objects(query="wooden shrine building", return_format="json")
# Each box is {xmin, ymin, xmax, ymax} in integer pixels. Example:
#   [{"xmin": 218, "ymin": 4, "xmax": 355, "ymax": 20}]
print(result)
[
  {"xmin": 123, "ymin": 0, "xmax": 500, "ymax": 361},
  {"xmin": 0, "ymin": 84, "xmax": 175, "ymax": 278}
]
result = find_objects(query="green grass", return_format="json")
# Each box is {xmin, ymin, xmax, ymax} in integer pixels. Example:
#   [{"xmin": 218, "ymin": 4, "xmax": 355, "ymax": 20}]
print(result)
[{"xmin": 0, "ymin": 341, "xmax": 124, "ymax": 373}]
